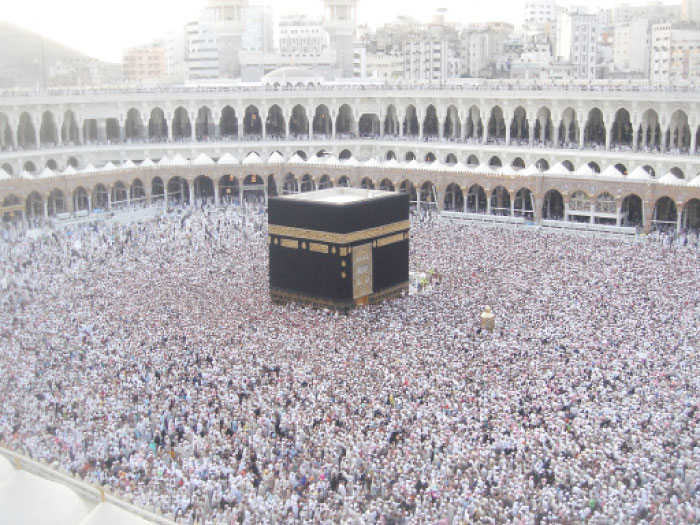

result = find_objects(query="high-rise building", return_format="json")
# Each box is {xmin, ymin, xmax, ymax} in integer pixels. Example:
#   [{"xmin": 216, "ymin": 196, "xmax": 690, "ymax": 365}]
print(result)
[
  {"xmin": 682, "ymin": 0, "xmax": 700, "ymax": 23},
  {"xmin": 279, "ymin": 16, "xmax": 328, "ymax": 57},
  {"xmin": 460, "ymin": 23, "xmax": 513, "ymax": 78},
  {"xmin": 613, "ymin": 19, "xmax": 654, "ymax": 76},
  {"xmin": 186, "ymin": 9, "xmax": 220, "ymax": 80},
  {"xmin": 209, "ymin": 0, "xmax": 249, "ymax": 78},
  {"xmin": 611, "ymin": 1, "xmax": 681, "ymax": 25},
  {"xmin": 403, "ymin": 40, "xmax": 460, "ymax": 81},
  {"xmin": 556, "ymin": 7, "xmax": 598, "ymax": 79},
  {"xmin": 651, "ymin": 22, "xmax": 700, "ymax": 83},
  {"xmin": 523, "ymin": 0, "xmax": 557, "ymax": 31},
  {"xmin": 322, "ymin": 0, "xmax": 359, "ymax": 77},
  {"xmin": 242, "ymin": 5, "xmax": 274, "ymax": 52},
  {"xmin": 122, "ymin": 42, "xmax": 167, "ymax": 83}
]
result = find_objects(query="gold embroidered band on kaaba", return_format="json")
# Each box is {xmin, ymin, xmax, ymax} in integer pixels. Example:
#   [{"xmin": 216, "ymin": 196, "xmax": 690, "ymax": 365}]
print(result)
[{"xmin": 268, "ymin": 220, "xmax": 410, "ymax": 245}]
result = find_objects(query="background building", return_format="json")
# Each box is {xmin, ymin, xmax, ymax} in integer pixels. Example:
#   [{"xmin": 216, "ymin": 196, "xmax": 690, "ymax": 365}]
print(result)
[
  {"xmin": 122, "ymin": 42, "xmax": 167, "ymax": 83},
  {"xmin": 556, "ymin": 7, "xmax": 597, "ymax": 79}
]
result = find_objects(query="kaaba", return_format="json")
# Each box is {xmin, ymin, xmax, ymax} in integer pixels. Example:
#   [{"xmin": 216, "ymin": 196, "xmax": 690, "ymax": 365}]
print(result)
[{"xmin": 268, "ymin": 188, "xmax": 410, "ymax": 312}]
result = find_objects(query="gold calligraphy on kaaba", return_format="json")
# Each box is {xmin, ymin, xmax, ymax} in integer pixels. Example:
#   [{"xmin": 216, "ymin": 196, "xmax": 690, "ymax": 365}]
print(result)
[
  {"xmin": 268, "ymin": 221, "xmax": 410, "ymax": 245},
  {"xmin": 352, "ymin": 243, "xmax": 373, "ymax": 299}
]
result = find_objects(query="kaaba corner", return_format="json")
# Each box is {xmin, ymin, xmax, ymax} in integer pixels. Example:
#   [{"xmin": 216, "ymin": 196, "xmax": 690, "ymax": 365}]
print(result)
[{"xmin": 268, "ymin": 188, "xmax": 410, "ymax": 312}]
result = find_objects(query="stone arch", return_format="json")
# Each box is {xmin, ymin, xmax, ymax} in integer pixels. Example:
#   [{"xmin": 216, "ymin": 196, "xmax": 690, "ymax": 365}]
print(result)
[
  {"xmin": 403, "ymin": 105, "xmax": 419, "ymax": 137},
  {"xmin": 1, "ymin": 194, "xmax": 22, "ymax": 223},
  {"xmin": 93, "ymin": 183, "xmax": 109, "ymax": 209},
  {"xmin": 220, "ymin": 106, "xmax": 238, "ymax": 138},
  {"xmin": 444, "ymin": 104, "xmax": 460, "ymax": 140},
  {"xmin": 562, "ymin": 160, "xmax": 574, "ymax": 171},
  {"xmin": 219, "ymin": 175, "xmax": 239, "ymax": 203},
  {"xmin": 514, "ymin": 187, "xmax": 534, "ymax": 218},
  {"xmin": 542, "ymin": 189, "xmax": 564, "ymax": 220},
  {"xmin": 445, "ymin": 153, "xmax": 458, "ymax": 165},
  {"xmin": 67, "ymin": 157, "xmax": 79, "ymax": 168},
  {"xmin": 621, "ymin": 194, "xmax": 643, "ymax": 226},
  {"xmin": 358, "ymin": 113, "xmax": 380, "ymax": 137},
  {"xmin": 266, "ymin": 105, "xmax": 286, "ymax": 138},
  {"xmin": 405, "ymin": 151, "xmax": 416, "ymax": 161},
  {"xmin": 669, "ymin": 166, "xmax": 685, "ymax": 179},
  {"xmin": 615, "ymin": 163, "xmax": 628, "ymax": 175},
  {"xmin": 193, "ymin": 175, "xmax": 214, "ymax": 202},
  {"xmin": 149, "ymin": 107, "xmax": 168, "ymax": 140},
  {"xmin": 668, "ymin": 109, "xmax": 690, "ymax": 151},
  {"xmin": 300, "ymin": 174, "xmax": 315, "ymax": 192},
  {"xmin": 82, "ymin": 119, "xmax": 97, "ymax": 142},
  {"xmin": 335, "ymin": 104, "xmax": 355, "ymax": 137},
  {"xmin": 588, "ymin": 161, "xmax": 601, "ymax": 174},
  {"xmin": 379, "ymin": 178, "xmax": 395, "ymax": 192},
  {"xmin": 399, "ymin": 180, "xmax": 417, "ymax": 202},
  {"xmin": 312, "ymin": 104, "xmax": 331, "ymax": 136},
  {"xmin": 130, "ymin": 179, "xmax": 146, "ymax": 202},
  {"xmin": 339, "ymin": 149, "xmax": 352, "ymax": 160},
  {"xmin": 23, "ymin": 161, "xmax": 37, "ymax": 173},
  {"xmin": 536, "ymin": 158, "xmax": 549, "ymax": 171},
  {"xmin": 243, "ymin": 105, "xmax": 262, "ymax": 137},
  {"xmin": 25, "ymin": 191, "xmax": 43, "ymax": 219},
  {"xmin": 512, "ymin": 157, "xmax": 525, "ymax": 170},
  {"xmin": 61, "ymin": 110, "xmax": 80, "ymax": 144},
  {"xmin": 487, "ymin": 105, "xmax": 506, "ymax": 142},
  {"xmin": 652, "ymin": 196, "xmax": 677, "ymax": 228},
  {"xmin": 489, "ymin": 156, "xmax": 502, "ymax": 168},
  {"xmin": 195, "ymin": 106, "xmax": 215, "ymax": 139},
  {"xmin": 283, "ymin": 173, "xmax": 299, "ymax": 194},
  {"xmin": 47, "ymin": 188, "xmax": 66, "ymax": 216},
  {"xmin": 45, "ymin": 159, "xmax": 58, "ymax": 170},
  {"xmin": 424, "ymin": 152, "xmax": 435, "ymax": 162},
  {"xmin": 361, "ymin": 177, "xmax": 375, "ymax": 190},
  {"xmin": 510, "ymin": 106, "xmax": 529, "ymax": 144},
  {"xmin": 386, "ymin": 150, "xmax": 396, "ymax": 161},
  {"xmin": 267, "ymin": 175, "xmax": 278, "ymax": 197},
  {"xmin": 167, "ymin": 176, "xmax": 190, "ymax": 205},
  {"xmin": 559, "ymin": 107, "xmax": 578, "ymax": 146},
  {"xmin": 295, "ymin": 150, "xmax": 307, "ymax": 160},
  {"xmin": 384, "ymin": 104, "xmax": 399, "ymax": 137},
  {"xmin": 466, "ymin": 105, "xmax": 482, "ymax": 140},
  {"xmin": 584, "ymin": 107, "xmax": 605, "ymax": 147},
  {"xmin": 17, "ymin": 112, "xmax": 36, "ymax": 148},
  {"xmin": 642, "ymin": 165, "xmax": 656, "ymax": 178},
  {"xmin": 289, "ymin": 104, "xmax": 309, "ymax": 138},
  {"xmin": 466, "ymin": 184, "xmax": 487, "ymax": 214},
  {"xmin": 39, "ymin": 111, "xmax": 58, "ymax": 146},
  {"xmin": 466, "ymin": 154, "xmax": 479, "ymax": 166},
  {"xmin": 595, "ymin": 192, "xmax": 617, "ymax": 224},
  {"xmin": 172, "ymin": 107, "xmax": 192, "ymax": 140},
  {"xmin": 111, "ymin": 181, "xmax": 128, "ymax": 208},
  {"xmin": 443, "ymin": 183, "xmax": 463, "ymax": 211},
  {"xmin": 0, "ymin": 112, "xmax": 11, "ymax": 147},
  {"xmin": 319, "ymin": 175, "xmax": 333, "ymax": 189},
  {"xmin": 639, "ymin": 108, "xmax": 660, "ymax": 150},
  {"xmin": 682, "ymin": 198, "xmax": 700, "ymax": 231},
  {"xmin": 125, "ymin": 108, "xmax": 144, "ymax": 140},
  {"xmin": 2, "ymin": 163, "xmax": 13, "ymax": 174},
  {"xmin": 105, "ymin": 118, "xmax": 120, "ymax": 141},
  {"xmin": 420, "ymin": 181, "xmax": 436, "ymax": 203},
  {"xmin": 337, "ymin": 175, "xmax": 351, "ymax": 187},
  {"xmin": 611, "ymin": 108, "xmax": 632, "ymax": 148},
  {"xmin": 569, "ymin": 190, "xmax": 592, "ymax": 221},
  {"xmin": 490, "ymin": 186, "xmax": 511, "ymax": 215},
  {"xmin": 423, "ymin": 105, "xmax": 439, "ymax": 138},
  {"xmin": 73, "ymin": 186, "xmax": 89, "ymax": 212},
  {"xmin": 534, "ymin": 107, "xmax": 552, "ymax": 144}
]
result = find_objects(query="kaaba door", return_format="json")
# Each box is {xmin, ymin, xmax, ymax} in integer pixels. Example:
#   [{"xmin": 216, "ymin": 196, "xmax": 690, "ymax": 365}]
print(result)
[{"xmin": 352, "ymin": 243, "xmax": 373, "ymax": 299}]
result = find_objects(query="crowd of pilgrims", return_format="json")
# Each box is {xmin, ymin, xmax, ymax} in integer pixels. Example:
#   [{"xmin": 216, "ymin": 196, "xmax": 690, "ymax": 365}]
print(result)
[{"xmin": 1, "ymin": 203, "xmax": 699, "ymax": 524}]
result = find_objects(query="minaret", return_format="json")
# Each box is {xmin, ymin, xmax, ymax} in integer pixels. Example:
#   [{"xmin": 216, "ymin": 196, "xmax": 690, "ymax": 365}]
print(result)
[
  {"xmin": 210, "ymin": 0, "xmax": 249, "ymax": 79},
  {"xmin": 323, "ymin": 0, "xmax": 359, "ymax": 78}
]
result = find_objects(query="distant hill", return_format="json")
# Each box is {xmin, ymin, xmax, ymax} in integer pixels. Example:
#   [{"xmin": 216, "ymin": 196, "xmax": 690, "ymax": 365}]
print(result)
[{"xmin": 0, "ymin": 21, "xmax": 121, "ymax": 88}]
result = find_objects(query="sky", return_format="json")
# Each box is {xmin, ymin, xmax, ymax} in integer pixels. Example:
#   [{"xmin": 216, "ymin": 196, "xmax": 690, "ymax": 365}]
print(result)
[{"xmin": 0, "ymin": 0, "xmax": 665, "ymax": 62}]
